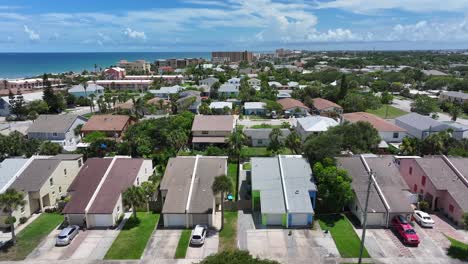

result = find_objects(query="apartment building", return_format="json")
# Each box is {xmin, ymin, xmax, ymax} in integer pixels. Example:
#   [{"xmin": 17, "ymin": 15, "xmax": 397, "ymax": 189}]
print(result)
[
  {"xmin": 211, "ymin": 51, "xmax": 253, "ymax": 63},
  {"xmin": 118, "ymin": 60, "xmax": 151, "ymax": 73}
]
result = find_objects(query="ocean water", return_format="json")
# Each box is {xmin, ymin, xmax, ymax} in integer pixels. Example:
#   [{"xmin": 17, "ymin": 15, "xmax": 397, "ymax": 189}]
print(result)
[{"xmin": 0, "ymin": 52, "xmax": 211, "ymax": 79}]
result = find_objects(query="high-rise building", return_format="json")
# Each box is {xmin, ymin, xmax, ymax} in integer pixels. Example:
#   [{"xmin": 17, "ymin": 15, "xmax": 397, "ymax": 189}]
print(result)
[{"xmin": 211, "ymin": 51, "xmax": 253, "ymax": 63}]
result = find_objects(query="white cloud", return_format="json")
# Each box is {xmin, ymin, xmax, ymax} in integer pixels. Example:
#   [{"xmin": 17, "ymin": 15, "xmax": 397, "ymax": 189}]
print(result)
[
  {"xmin": 0, "ymin": 12, "xmax": 27, "ymax": 20},
  {"xmin": 315, "ymin": 0, "xmax": 468, "ymax": 14},
  {"xmin": 387, "ymin": 19, "xmax": 468, "ymax": 41},
  {"xmin": 23, "ymin": 25, "xmax": 40, "ymax": 41},
  {"xmin": 123, "ymin": 28, "xmax": 146, "ymax": 40}
]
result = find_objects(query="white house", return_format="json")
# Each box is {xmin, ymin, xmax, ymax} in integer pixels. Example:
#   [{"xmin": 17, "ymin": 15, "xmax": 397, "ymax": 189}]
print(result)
[
  {"xmin": 248, "ymin": 78, "xmax": 261, "ymax": 87},
  {"xmin": 244, "ymin": 102, "xmax": 266, "ymax": 115},
  {"xmin": 295, "ymin": 116, "xmax": 339, "ymax": 139}
]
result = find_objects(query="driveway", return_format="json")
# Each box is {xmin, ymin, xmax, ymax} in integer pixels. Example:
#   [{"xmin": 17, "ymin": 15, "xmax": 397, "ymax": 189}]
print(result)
[
  {"xmin": 244, "ymin": 228, "xmax": 339, "ymax": 263},
  {"xmin": 143, "ymin": 228, "xmax": 218, "ymax": 262},
  {"xmin": 27, "ymin": 228, "xmax": 120, "ymax": 260}
]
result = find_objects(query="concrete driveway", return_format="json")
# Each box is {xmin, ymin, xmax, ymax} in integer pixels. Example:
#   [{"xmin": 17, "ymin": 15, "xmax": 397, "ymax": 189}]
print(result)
[
  {"xmin": 143, "ymin": 228, "xmax": 218, "ymax": 262},
  {"xmin": 27, "ymin": 228, "xmax": 120, "ymax": 260},
  {"xmin": 243, "ymin": 226, "xmax": 339, "ymax": 263},
  {"xmin": 237, "ymin": 117, "xmax": 297, "ymax": 128}
]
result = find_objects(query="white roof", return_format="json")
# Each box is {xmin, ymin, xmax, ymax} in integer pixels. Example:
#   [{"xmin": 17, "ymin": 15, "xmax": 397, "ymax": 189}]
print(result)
[
  {"xmin": 150, "ymin": 85, "xmax": 185, "ymax": 94},
  {"xmin": 244, "ymin": 102, "xmax": 266, "ymax": 110},
  {"xmin": 1, "ymin": 91, "xmax": 43, "ymax": 104},
  {"xmin": 296, "ymin": 116, "xmax": 339, "ymax": 132},
  {"xmin": 209, "ymin": 102, "xmax": 232, "ymax": 109},
  {"xmin": 288, "ymin": 81, "xmax": 299, "ymax": 87},
  {"xmin": 268, "ymin": 81, "xmax": 282, "ymax": 87}
]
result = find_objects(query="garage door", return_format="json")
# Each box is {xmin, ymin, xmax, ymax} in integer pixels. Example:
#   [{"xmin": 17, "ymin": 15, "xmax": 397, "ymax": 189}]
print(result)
[
  {"xmin": 290, "ymin": 214, "xmax": 308, "ymax": 226},
  {"xmin": 165, "ymin": 214, "xmax": 186, "ymax": 227},
  {"xmin": 93, "ymin": 214, "xmax": 113, "ymax": 227},
  {"xmin": 266, "ymin": 214, "xmax": 283, "ymax": 226},
  {"xmin": 192, "ymin": 214, "xmax": 209, "ymax": 226}
]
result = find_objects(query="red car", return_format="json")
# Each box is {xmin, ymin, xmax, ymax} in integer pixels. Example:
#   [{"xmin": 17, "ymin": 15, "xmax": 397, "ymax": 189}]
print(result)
[{"xmin": 391, "ymin": 215, "xmax": 420, "ymax": 246}]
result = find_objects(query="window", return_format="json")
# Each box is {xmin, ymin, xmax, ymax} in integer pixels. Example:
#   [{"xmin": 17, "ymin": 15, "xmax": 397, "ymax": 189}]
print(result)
[
  {"xmin": 59, "ymin": 186, "xmax": 62, "ymax": 193},
  {"xmin": 409, "ymin": 167, "xmax": 413, "ymax": 175},
  {"xmin": 393, "ymin": 132, "xmax": 399, "ymax": 139},
  {"xmin": 421, "ymin": 176, "xmax": 426, "ymax": 186},
  {"xmin": 64, "ymin": 169, "xmax": 67, "ymax": 175},
  {"xmin": 413, "ymin": 184, "xmax": 417, "ymax": 192},
  {"xmin": 202, "ymin": 131, "xmax": 209, "ymax": 135},
  {"xmin": 20, "ymin": 206, "xmax": 25, "ymax": 214},
  {"xmin": 449, "ymin": 204, "xmax": 454, "ymax": 213},
  {"xmin": 49, "ymin": 178, "xmax": 54, "ymax": 186},
  {"xmin": 52, "ymin": 132, "xmax": 58, "ymax": 137},
  {"xmin": 137, "ymin": 177, "xmax": 140, "ymax": 185},
  {"xmin": 257, "ymin": 139, "xmax": 263, "ymax": 145}
]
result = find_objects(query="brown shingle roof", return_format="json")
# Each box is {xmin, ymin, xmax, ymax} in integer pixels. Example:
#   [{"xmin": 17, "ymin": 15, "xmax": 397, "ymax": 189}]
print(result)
[
  {"xmin": 27, "ymin": 114, "xmax": 86, "ymax": 134},
  {"xmin": 10, "ymin": 159, "xmax": 61, "ymax": 192},
  {"xmin": 343, "ymin": 112, "xmax": 406, "ymax": 132},
  {"xmin": 88, "ymin": 158, "xmax": 145, "ymax": 214},
  {"xmin": 312, "ymin": 98, "xmax": 342, "ymax": 110},
  {"xmin": 81, "ymin": 115, "xmax": 131, "ymax": 132},
  {"xmin": 277, "ymin": 98, "xmax": 309, "ymax": 111},
  {"xmin": 62, "ymin": 158, "xmax": 113, "ymax": 214},
  {"xmin": 191, "ymin": 115, "xmax": 234, "ymax": 132}
]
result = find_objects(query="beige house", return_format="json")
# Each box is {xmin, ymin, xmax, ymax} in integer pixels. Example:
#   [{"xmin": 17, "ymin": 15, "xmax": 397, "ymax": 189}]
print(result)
[
  {"xmin": 191, "ymin": 115, "xmax": 235, "ymax": 148},
  {"xmin": 118, "ymin": 60, "xmax": 151, "ymax": 73},
  {"xmin": 1, "ymin": 154, "xmax": 83, "ymax": 228}
]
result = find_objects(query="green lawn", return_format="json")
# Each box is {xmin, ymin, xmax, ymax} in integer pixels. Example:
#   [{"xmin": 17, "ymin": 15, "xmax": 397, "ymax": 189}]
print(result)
[
  {"xmin": 366, "ymin": 105, "xmax": 408, "ymax": 119},
  {"xmin": 174, "ymin": 229, "xmax": 191, "ymax": 259},
  {"xmin": 317, "ymin": 214, "xmax": 370, "ymax": 258},
  {"xmin": 446, "ymin": 235, "xmax": 468, "ymax": 260},
  {"xmin": 242, "ymin": 162, "xmax": 251, "ymax": 170},
  {"xmin": 228, "ymin": 163, "xmax": 238, "ymax": 198},
  {"xmin": 82, "ymin": 112, "xmax": 94, "ymax": 119},
  {"xmin": 219, "ymin": 212, "xmax": 238, "ymax": 252},
  {"xmin": 104, "ymin": 213, "xmax": 160, "ymax": 260},
  {"xmin": 0, "ymin": 213, "xmax": 64, "ymax": 261},
  {"xmin": 240, "ymin": 147, "xmax": 293, "ymax": 158}
]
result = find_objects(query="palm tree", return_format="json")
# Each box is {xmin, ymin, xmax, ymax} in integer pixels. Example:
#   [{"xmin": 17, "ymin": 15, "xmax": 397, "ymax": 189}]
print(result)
[
  {"xmin": 226, "ymin": 128, "xmax": 247, "ymax": 160},
  {"xmin": 267, "ymin": 128, "xmax": 283, "ymax": 154},
  {"xmin": 0, "ymin": 189, "xmax": 25, "ymax": 244},
  {"xmin": 285, "ymin": 130, "xmax": 302, "ymax": 154},
  {"xmin": 123, "ymin": 186, "xmax": 145, "ymax": 219},
  {"xmin": 82, "ymin": 82, "xmax": 88, "ymax": 99},
  {"xmin": 141, "ymin": 182, "xmax": 156, "ymax": 212},
  {"xmin": 449, "ymin": 104, "xmax": 462, "ymax": 121},
  {"xmin": 89, "ymin": 94, "xmax": 96, "ymax": 113},
  {"xmin": 211, "ymin": 175, "xmax": 232, "ymax": 231}
]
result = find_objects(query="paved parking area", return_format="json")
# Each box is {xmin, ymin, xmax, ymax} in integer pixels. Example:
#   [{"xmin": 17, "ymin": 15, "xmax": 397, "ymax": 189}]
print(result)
[
  {"xmin": 186, "ymin": 229, "xmax": 218, "ymax": 259},
  {"xmin": 245, "ymin": 228, "xmax": 339, "ymax": 263},
  {"xmin": 143, "ymin": 228, "xmax": 218, "ymax": 262},
  {"xmin": 27, "ymin": 228, "xmax": 120, "ymax": 260}
]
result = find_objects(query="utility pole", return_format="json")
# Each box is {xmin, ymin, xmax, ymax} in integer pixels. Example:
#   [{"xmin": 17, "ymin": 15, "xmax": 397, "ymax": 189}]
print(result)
[{"xmin": 358, "ymin": 169, "xmax": 374, "ymax": 264}]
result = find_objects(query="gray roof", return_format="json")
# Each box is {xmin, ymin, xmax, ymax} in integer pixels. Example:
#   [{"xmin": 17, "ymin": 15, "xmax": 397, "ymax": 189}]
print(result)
[
  {"xmin": 27, "ymin": 115, "xmax": 85, "ymax": 134},
  {"xmin": 251, "ymin": 157, "xmax": 286, "ymax": 214},
  {"xmin": 251, "ymin": 156, "xmax": 315, "ymax": 214},
  {"xmin": 396, "ymin": 113, "xmax": 451, "ymax": 131},
  {"xmin": 416, "ymin": 157, "xmax": 468, "ymax": 211},
  {"xmin": 337, "ymin": 156, "xmax": 413, "ymax": 214},
  {"xmin": 188, "ymin": 157, "xmax": 226, "ymax": 213},
  {"xmin": 219, "ymin": 84, "xmax": 239, "ymax": 93},
  {"xmin": 441, "ymin": 91, "xmax": 468, "ymax": 100},
  {"xmin": 160, "ymin": 156, "xmax": 227, "ymax": 214},
  {"xmin": 0, "ymin": 158, "xmax": 29, "ymax": 192},
  {"xmin": 68, "ymin": 84, "xmax": 104, "ymax": 93},
  {"xmin": 243, "ymin": 128, "xmax": 291, "ymax": 140},
  {"xmin": 10, "ymin": 158, "xmax": 61, "ymax": 192},
  {"xmin": 281, "ymin": 156, "xmax": 316, "ymax": 214}
]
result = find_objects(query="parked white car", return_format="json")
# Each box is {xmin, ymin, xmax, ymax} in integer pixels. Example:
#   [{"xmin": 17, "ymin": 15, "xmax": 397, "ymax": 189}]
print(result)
[
  {"xmin": 190, "ymin": 225, "xmax": 207, "ymax": 246},
  {"xmin": 56, "ymin": 225, "xmax": 79, "ymax": 246},
  {"xmin": 413, "ymin": 210, "xmax": 435, "ymax": 228}
]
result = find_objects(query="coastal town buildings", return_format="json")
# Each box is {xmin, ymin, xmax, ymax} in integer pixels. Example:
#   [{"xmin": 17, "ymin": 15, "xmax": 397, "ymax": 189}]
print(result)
[
  {"xmin": 211, "ymin": 51, "xmax": 253, "ymax": 63},
  {"xmin": 118, "ymin": 60, "xmax": 151, "ymax": 73}
]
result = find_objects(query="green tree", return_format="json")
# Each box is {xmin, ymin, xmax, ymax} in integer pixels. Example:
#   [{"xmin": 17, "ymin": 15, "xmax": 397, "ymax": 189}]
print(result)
[
  {"xmin": 9, "ymin": 89, "xmax": 26, "ymax": 119},
  {"xmin": 449, "ymin": 104, "xmax": 462, "ymax": 121},
  {"xmin": 42, "ymin": 74, "xmax": 64, "ymax": 113},
  {"xmin": 400, "ymin": 137, "xmax": 421, "ymax": 155},
  {"xmin": 411, "ymin": 95, "xmax": 439, "ymax": 115},
  {"xmin": 304, "ymin": 133, "xmax": 342, "ymax": 164},
  {"xmin": 211, "ymin": 175, "xmax": 232, "ymax": 231},
  {"xmin": 338, "ymin": 74, "xmax": 348, "ymax": 100},
  {"xmin": 267, "ymin": 128, "xmax": 283, "ymax": 154},
  {"xmin": 313, "ymin": 161, "xmax": 353, "ymax": 212},
  {"xmin": 83, "ymin": 131, "xmax": 106, "ymax": 143},
  {"xmin": 284, "ymin": 130, "xmax": 302, "ymax": 154},
  {"xmin": 38, "ymin": 141, "xmax": 63, "ymax": 155},
  {"xmin": 123, "ymin": 186, "xmax": 145, "ymax": 219},
  {"xmin": 330, "ymin": 121, "xmax": 381, "ymax": 153},
  {"xmin": 0, "ymin": 189, "xmax": 26, "ymax": 244},
  {"xmin": 380, "ymin": 91, "xmax": 394, "ymax": 104},
  {"xmin": 199, "ymin": 102, "xmax": 212, "ymax": 115},
  {"xmin": 168, "ymin": 129, "xmax": 189, "ymax": 153},
  {"xmin": 27, "ymin": 100, "xmax": 49, "ymax": 114},
  {"xmin": 226, "ymin": 129, "xmax": 247, "ymax": 160},
  {"xmin": 141, "ymin": 181, "xmax": 156, "ymax": 212}
]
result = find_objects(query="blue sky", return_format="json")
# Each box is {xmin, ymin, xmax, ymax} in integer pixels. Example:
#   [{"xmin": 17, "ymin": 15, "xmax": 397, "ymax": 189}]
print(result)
[{"xmin": 1, "ymin": 0, "xmax": 468, "ymax": 52}]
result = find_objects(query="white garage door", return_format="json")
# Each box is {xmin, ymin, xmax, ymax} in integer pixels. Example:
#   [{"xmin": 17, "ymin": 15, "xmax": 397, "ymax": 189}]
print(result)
[
  {"xmin": 290, "ymin": 214, "xmax": 308, "ymax": 226},
  {"xmin": 93, "ymin": 214, "xmax": 113, "ymax": 227},
  {"xmin": 165, "ymin": 214, "xmax": 186, "ymax": 227},
  {"xmin": 266, "ymin": 214, "xmax": 283, "ymax": 226}
]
